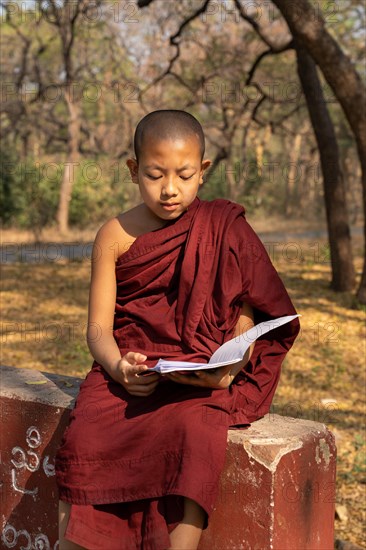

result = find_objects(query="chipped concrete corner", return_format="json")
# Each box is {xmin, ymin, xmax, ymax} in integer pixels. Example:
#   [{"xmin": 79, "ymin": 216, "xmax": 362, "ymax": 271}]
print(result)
[
  {"xmin": 243, "ymin": 437, "xmax": 304, "ymax": 472},
  {"xmin": 209, "ymin": 413, "xmax": 338, "ymax": 549}
]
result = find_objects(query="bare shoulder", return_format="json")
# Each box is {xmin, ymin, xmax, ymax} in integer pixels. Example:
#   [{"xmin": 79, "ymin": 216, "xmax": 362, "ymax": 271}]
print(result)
[
  {"xmin": 93, "ymin": 211, "xmax": 136, "ymax": 263},
  {"xmin": 117, "ymin": 203, "xmax": 168, "ymax": 238},
  {"xmin": 115, "ymin": 203, "xmax": 147, "ymax": 235},
  {"xmin": 94, "ymin": 203, "xmax": 165, "ymax": 262}
]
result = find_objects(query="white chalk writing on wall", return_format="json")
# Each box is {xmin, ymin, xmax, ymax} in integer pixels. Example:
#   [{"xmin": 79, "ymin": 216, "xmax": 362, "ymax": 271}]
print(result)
[
  {"xmin": 1, "ymin": 523, "xmax": 59, "ymax": 549},
  {"xmin": 10, "ymin": 426, "xmax": 55, "ymax": 499},
  {"xmin": 2, "ymin": 425, "xmax": 59, "ymax": 549}
]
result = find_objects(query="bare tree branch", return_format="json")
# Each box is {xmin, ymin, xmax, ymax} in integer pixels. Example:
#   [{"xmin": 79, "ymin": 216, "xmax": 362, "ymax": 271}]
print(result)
[
  {"xmin": 246, "ymin": 40, "xmax": 294, "ymax": 85},
  {"xmin": 170, "ymin": 0, "xmax": 210, "ymax": 45},
  {"xmin": 233, "ymin": 0, "xmax": 289, "ymax": 50},
  {"xmin": 138, "ymin": 0, "xmax": 211, "ymax": 105}
]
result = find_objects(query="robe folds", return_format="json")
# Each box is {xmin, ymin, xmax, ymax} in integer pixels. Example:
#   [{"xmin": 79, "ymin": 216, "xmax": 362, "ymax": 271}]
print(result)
[{"xmin": 55, "ymin": 195, "xmax": 300, "ymax": 550}]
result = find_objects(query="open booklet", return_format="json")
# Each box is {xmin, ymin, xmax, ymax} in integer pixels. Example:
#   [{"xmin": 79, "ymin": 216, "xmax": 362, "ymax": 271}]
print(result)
[{"xmin": 142, "ymin": 314, "xmax": 300, "ymax": 375}]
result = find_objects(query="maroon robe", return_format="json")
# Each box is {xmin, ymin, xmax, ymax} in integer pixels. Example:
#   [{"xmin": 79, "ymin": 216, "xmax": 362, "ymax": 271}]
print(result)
[{"xmin": 55, "ymin": 196, "xmax": 300, "ymax": 549}]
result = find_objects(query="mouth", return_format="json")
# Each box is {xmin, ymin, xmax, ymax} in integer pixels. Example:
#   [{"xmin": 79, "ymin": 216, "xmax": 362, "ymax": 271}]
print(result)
[{"xmin": 160, "ymin": 202, "xmax": 180, "ymax": 210}]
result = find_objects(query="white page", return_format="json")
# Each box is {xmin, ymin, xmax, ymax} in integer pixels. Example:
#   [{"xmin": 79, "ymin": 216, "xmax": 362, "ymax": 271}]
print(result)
[
  {"xmin": 208, "ymin": 315, "xmax": 299, "ymax": 365},
  {"xmin": 146, "ymin": 314, "xmax": 300, "ymax": 374}
]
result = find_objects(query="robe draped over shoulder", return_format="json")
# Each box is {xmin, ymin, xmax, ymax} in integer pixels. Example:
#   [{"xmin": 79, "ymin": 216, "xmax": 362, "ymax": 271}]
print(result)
[{"xmin": 55, "ymin": 196, "xmax": 300, "ymax": 549}]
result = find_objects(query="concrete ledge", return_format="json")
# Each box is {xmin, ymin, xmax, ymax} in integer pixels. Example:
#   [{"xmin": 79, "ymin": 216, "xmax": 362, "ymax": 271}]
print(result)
[
  {"xmin": 199, "ymin": 414, "xmax": 336, "ymax": 549},
  {"xmin": 0, "ymin": 365, "xmax": 81, "ymax": 549},
  {"xmin": 0, "ymin": 365, "xmax": 336, "ymax": 549}
]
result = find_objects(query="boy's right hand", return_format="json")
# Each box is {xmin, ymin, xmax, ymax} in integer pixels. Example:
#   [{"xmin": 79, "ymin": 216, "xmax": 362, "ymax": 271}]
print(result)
[{"xmin": 111, "ymin": 352, "xmax": 160, "ymax": 396}]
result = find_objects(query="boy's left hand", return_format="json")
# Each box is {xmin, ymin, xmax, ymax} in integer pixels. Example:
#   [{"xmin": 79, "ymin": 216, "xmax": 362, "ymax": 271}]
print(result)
[{"xmin": 165, "ymin": 363, "xmax": 236, "ymax": 390}]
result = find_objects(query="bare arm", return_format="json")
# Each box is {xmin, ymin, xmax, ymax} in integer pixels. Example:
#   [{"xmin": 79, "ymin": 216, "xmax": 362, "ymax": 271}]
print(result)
[
  {"xmin": 86, "ymin": 219, "xmax": 124, "ymax": 374},
  {"xmin": 86, "ymin": 219, "xmax": 160, "ymax": 395}
]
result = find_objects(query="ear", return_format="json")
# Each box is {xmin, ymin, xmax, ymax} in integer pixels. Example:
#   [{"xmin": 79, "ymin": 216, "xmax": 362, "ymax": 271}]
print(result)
[
  {"xmin": 199, "ymin": 159, "xmax": 212, "ymax": 184},
  {"xmin": 126, "ymin": 158, "xmax": 139, "ymax": 184}
]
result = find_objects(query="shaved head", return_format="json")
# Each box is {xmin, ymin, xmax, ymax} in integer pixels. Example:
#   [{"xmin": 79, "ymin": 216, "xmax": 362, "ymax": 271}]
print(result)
[{"xmin": 134, "ymin": 109, "xmax": 205, "ymax": 163}]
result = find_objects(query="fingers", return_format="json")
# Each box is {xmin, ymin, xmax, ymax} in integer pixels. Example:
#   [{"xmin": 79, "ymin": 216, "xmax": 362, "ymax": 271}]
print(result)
[
  {"xmin": 129, "ymin": 387, "xmax": 158, "ymax": 396},
  {"xmin": 127, "ymin": 372, "xmax": 160, "ymax": 393},
  {"xmin": 128, "ymin": 379, "xmax": 160, "ymax": 396},
  {"xmin": 134, "ymin": 374, "xmax": 160, "ymax": 385},
  {"xmin": 126, "ymin": 352, "xmax": 147, "ymax": 372},
  {"xmin": 125, "ymin": 352, "xmax": 157, "ymax": 379},
  {"xmin": 125, "ymin": 351, "xmax": 146, "ymax": 361},
  {"xmin": 166, "ymin": 370, "xmax": 230, "ymax": 390},
  {"xmin": 120, "ymin": 352, "xmax": 161, "ymax": 395},
  {"xmin": 166, "ymin": 372, "xmax": 205, "ymax": 387},
  {"xmin": 192, "ymin": 372, "xmax": 214, "ymax": 386},
  {"xmin": 197, "ymin": 368, "xmax": 217, "ymax": 375}
]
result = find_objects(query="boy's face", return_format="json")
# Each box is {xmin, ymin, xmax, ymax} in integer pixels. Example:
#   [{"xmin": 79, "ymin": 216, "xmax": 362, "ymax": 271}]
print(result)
[{"xmin": 127, "ymin": 135, "xmax": 211, "ymax": 221}]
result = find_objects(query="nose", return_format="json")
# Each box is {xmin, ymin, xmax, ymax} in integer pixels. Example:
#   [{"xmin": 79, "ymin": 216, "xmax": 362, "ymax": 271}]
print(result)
[{"xmin": 161, "ymin": 175, "xmax": 178, "ymax": 198}]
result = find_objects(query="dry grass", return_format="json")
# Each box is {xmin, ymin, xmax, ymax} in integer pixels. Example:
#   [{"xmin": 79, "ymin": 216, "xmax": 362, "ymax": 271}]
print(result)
[
  {"xmin": 1, "ymin": 225, "xmax": 98, "ymax": 244},
  {"xmin": 1, "ymin": 260, "xmax": 91, "ymax": 376},
  {"xmin": 1, "ymin": 230, "xmax": 365, "ymax": 547}
]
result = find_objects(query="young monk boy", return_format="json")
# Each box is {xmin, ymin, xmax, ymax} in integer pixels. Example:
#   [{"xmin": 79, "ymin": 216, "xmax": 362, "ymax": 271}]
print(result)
[{"xmin": 55, "ymin": 109, "xmax": 300, "ymax": 550}]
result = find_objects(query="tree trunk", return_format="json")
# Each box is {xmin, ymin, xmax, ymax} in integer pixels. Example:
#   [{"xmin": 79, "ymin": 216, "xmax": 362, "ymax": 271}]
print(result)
[
  {"xmin": 284, "ymin": 132, "xmax": 302, "ymax": 216},
  {"xmin": 272, "ymin": 0, "xmax": 366, "ymax": 299},
  {"xmin": 296, "ymin": 42, "xmax": 355, "ymax": 291},
  {"xmin": 56, "ymin": 87, "xmax": 81, "ymax": 234},
  {"xmin": 357, "ymin": 246, "xmax": 366, "ymax": 303}
]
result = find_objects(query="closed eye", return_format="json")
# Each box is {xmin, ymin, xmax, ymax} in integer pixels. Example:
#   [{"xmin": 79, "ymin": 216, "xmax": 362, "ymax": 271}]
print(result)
[{"xmin": 146, "ymin": 173, "xmax": 195, "ymax": 180}]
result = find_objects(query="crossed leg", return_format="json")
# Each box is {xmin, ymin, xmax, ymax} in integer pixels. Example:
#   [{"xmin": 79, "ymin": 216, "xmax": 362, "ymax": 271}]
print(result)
[
  {"xmin": 59, "ymin": 497, "xmax": 205, "ymax": 550},
  {"xmin": 168, "ymin": 496, "xmax": 206, "ymax": 550}
]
